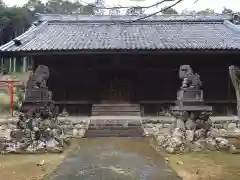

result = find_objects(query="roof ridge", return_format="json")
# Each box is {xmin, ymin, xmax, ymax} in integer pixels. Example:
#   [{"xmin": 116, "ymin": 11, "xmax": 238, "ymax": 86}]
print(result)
[
  {"xmin": 37, "ymin": 13, "xmax": 232, "ymax": 22},
  {"xmin": 47, "ymin": 20, "xmax": 224, "ymax": 25}
]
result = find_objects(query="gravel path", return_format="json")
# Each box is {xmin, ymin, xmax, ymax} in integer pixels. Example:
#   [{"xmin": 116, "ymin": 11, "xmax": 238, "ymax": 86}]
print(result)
[{"xmin": 44, "ymin": 138, "xmax": 182, "ymax": 180}]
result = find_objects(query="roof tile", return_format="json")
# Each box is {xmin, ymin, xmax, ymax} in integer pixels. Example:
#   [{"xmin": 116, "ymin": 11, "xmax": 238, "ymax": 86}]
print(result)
[{"xmin": 1, "ymin": 19, "xmax": 240, "ymax": 52}]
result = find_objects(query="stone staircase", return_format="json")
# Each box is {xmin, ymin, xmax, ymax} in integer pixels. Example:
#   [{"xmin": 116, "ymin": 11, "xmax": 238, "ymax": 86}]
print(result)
[
  {"xmin": 91, "ymin": 103, "xmax": 141, "ymax": 116},
  {"xmin": 84, "ymin": 116, "xmax": 143, "ymax": 137}
]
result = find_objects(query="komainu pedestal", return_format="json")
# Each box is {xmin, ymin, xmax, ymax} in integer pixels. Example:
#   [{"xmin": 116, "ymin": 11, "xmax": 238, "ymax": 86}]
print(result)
[
  {"xmin": 158, "ymin": 65, "xmax": 234, "ymax": 154},
  {"xmin": 171, "ymin": 65, "xmax": 212, "ymax": 129}
]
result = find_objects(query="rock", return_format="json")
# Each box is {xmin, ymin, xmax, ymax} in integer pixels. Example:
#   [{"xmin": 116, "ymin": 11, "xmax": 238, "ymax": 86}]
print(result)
[
  {"xmin": 185, "ymin": 119, "xmax": 196, "ymax": 130},
  {"xmin": 36, "ymin": 141, "xmax": 46, "ymax": 152},
  {"xmin": 164, "ymin": 157, "xmax": 169, "ymax": 163},
  {"xmin": 205, "ymin": 138, "xmax": 217, "ymax": 151},
  {"xmin": 5, "ymin": 144, "xmax": 17, "ymax": 153},
  {"xmin": 192, "ymin": 141, "xmax": 205, "ymax": 152},
  {"xmin": 73, "ymin": 129, "xmax": 78, "ymax": 136},
  {"xmin": 78, "ymin": 129, "xmax": 85, "ymax": 137},
  {"xmin": 234, "ymin": 128, "xmax": 240, "ymax": 135},
  {"xmin": 176, "ymin": 118, "xmax": 185, "ymax": 130},
  {"xmin": 46, "ymin": 139, "xmax": 59, "ymax": 149},
  {"xmin": 209, "ymin": 128, "xmax": 219, "ymax": 137},
  {"xmin": 216, "ymin": 137, "xmax": 230, "ymax": 150},
  {"xmin": 219, "ymin": 129, "xmax": 227, "ymax": 136},
  {"xmin": 172, "ymin": 128, "xmax": 185, "ymax": 140},
  {"xmin": 37, "ymin": 160, "xmax": 45, "ymax": 166},
  {"xmin": 177, "ymin": 161, "xmax": 184, "ymax": 165},
  {"xmin": 215, "ymin": 137, "xmax": 228, "ymax": 144},
  {"xmin": 156, "ymin": 124, "xmax": 163, "ymax": 130},
  {"xmin": 164, "ymin": 136, "xmax": 183, "ymax": 151},
  {"xmin": 74, "ymin": 124, "xmax": 85, "ymax": 129},
  {"xmin": 63, "ymin": 128, "xmax": 73, "ymax": 136},
  {"xmin": 165, "ymin": 146, "xmax": 175, "ymax": 154},
  {"xmin": 186, "ymin": 130, "xmax": 194, "ymax": 142},
  {"xmin": 146, "ymin": 123, "xmax": 154, "ymax": 128},
  {"xmin": 156, "ymin": 135, "xmax": 166, "ymax": 145},
  {"xmin": 228, "ymin": 123, "xmax": 237, "ymax": 130},
  {"xmin": 195, "ymin": 129, "xmax": 206, "ymax": 140},
  {"xmin": 143, "ymin": 129, "xmax": 150, "ymax": 136},
  {"xmin": 0, "ymin": 128, "xmax": 11, "ymax": 141}
]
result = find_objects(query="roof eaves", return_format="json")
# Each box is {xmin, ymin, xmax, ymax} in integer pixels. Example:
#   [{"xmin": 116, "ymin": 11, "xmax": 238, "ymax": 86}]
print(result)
[{"xmin": 0, "ymin": 21, "xmax": 48, "ymax": 52}]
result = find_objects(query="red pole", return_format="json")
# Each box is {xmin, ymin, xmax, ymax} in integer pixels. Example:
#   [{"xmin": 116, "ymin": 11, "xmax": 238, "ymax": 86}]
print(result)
[{"xmin": 9, "ymin": 83, "xmax": 14, "ymax": 117}]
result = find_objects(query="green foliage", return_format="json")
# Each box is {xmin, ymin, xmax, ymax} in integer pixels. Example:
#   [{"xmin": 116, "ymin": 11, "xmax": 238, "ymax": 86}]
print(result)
[
  {"xmin": 222, "ymin": 7, "xmax": 233, "ymax": 14},
  {"xmin": 0, "ymin": 0, "xmax": 96, "ymax": 25},
  {"xmin": 126, "ymin": 7, "xmax": 144, "ymax": 15},
  {"xmin": 196, "ymin": 8, "xmax": 215, "ymax": 15},
  {"xmin": 0, "ymin": 6, "xmax": 30, "ymax": 24},
  {"xmin": 162, "ymin": 7, "xmax": 178, "ymax": 14},
  {"xmin": 14, "ymin": 87, "xmax": 24, "ymax": 111}
]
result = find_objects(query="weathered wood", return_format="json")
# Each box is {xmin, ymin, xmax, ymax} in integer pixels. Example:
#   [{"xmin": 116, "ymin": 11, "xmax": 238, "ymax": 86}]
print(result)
[{"xmin": 229, "ymin": 65, "xmax": 240, "ymax": 118}]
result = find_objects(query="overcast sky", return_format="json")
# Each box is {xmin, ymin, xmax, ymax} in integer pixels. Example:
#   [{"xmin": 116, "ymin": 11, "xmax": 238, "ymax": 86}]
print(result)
[{"xmin": 3, "ymin": 0, "xmax": 240, "ymax": 13}]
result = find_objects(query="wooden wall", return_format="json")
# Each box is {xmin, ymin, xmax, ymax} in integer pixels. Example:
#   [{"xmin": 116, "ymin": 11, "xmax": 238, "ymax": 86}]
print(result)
[{"xmin": 34, "ymin": 52, "xmax": 238, "ymax": 115}]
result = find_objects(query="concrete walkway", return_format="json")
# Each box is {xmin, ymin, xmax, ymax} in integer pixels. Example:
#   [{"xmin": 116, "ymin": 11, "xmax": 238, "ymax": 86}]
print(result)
[{"xmin": 44, "ymin": 138, "xmax": 182, "ymax": 180}]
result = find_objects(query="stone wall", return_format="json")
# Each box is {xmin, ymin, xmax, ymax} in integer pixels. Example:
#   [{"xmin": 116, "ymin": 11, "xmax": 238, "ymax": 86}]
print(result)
[
  {"xmin": 1, "ymin": 116, "xmax": 240, "ymax": 142},
  {"xmin": 58, "ymin": 117, "xmax": 88, "ymax": 138},
  {"xmin": 142, "ymin": 116, "xmax": 240, "ymax": 137},
  {"xmin": 0, "ymin": 117, "xmax": 89, "ymax": 148}
]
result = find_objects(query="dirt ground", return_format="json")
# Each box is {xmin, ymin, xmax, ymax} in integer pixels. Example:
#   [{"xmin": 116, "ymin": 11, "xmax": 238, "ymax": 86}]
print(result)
[
  {"xmin": 0, "ymin": 138, "xmax": 240, "ymax": 180},
  {"xmin": 0, "ymin": 140, "xmax": 77, "ymax": 180},
  {"xmin": 164, "ymin": 138, "xmax": 240, "ymax": 180}
]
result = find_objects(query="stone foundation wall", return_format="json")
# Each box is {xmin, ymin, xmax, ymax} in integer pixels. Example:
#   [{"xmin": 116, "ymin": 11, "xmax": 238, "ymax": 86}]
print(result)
[
  {"xmin": 0, "ymin": 116, "xmax": 240, "ymax": 141},
  {"xmin": 58, "ymin": 118, "xmax": 88, "ymax": 138},
  {"xmin": 142, "ymin": 116, "xmax": 240, "ymax": 137},
  {"xmin": 0, "ymin": 117, "xmax": 89, "ymax": 142}
]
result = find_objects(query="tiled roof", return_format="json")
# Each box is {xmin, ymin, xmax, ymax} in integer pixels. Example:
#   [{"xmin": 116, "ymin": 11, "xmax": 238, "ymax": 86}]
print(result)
[{"xmin": 1, "ymin": 14, "xmax": 240, "ymax": 52}]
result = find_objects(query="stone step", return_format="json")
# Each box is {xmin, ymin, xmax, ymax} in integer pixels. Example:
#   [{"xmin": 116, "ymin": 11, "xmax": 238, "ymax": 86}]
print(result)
[
  {"xmin": 92, "ymin": 111, "xmax": 141, "ymax": 116},
  {"xmin": 92, "ymin": 104, "xmax": 141, "ymax": 116},
  {"xmin": 92, "ymin": 104, "xmax": 140, "ymax": 107},
  {"xmin": 92, "ymin": 107, "xmax": 140, "ymax": 111},
  {"xmin": 86, "ymin": 116, "xmax": 143, "ymax": 137},
  {"xmin": 84, "ymin": 128, "xmax": 144, "ymax": 137},
  {"xmin": 88, "ymin": 126, "xmax": 143, "ymax": 130}
]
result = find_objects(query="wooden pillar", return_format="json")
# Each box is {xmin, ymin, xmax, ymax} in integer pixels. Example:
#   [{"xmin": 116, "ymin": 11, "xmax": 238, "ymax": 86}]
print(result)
[
  {"xmin": 22, "ymin": 57, "xmax": 27, "ymax": 72},
  {"xmin": 9, "ymin": 57, "xmax": 12, "ymax": 72},
  {"xmin": 0, "ymin": 57, "xmax": 3, "ymax": 70},
  {"xmin": 13, "ymin": 57, "xmax": 16, "ymax": 72}
]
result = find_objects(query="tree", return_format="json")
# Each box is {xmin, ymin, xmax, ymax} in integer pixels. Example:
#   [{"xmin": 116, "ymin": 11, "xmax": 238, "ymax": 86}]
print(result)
[
  {"xmin": 109, "ymin": 8, "xmax": 120, "ymax": 16},
  {"xmin": 24, "ymin": 0, "xmax": 46, "ymax": 13},
  {"xmin": 0, "ymin": 0, "xmax": 5, "ymax": 7},
  {"xmin": 181, "ymin": 9, "xmax": 196, "ymax": 15},
  {"xmin": 222, "ymin": 7, "xmax": 233, "ymax": 14},
  {"xmin": 196, "ymin": 8, "xmax": 215, "ymax": 15},
  {"xmin": 229, "ymin": 66, "xmax": 240, "ymax": 118},
  {"xmin": 162, "ymin": 7, "xmax": 178, "ymax": 14},
  {"xmin": 126, "ymin": 7, "xmax": 144, "ymax": 15},
  {"xmin": 80, "ymin": 4, "xmax": 95, "ymax": 15}
]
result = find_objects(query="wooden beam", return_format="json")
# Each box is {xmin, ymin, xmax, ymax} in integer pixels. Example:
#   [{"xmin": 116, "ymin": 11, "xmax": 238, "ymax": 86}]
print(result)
[{"xmin": 55, "ymin": 101, "xmax": 93, "ymax": 105}]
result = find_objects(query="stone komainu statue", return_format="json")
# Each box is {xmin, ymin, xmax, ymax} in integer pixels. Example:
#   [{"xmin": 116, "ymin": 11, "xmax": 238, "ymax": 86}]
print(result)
[
  {"xmin": 25, "ymin": 65, "xmax": 51, "ymax": 101},
  {"xmin": 179, "ymin": 65, "xmax": 202, "ymax": 90},
  {"xmin": 21, "ymin": 65, "xmax": 57, "ymax": 118},
  {"xmin": 26, "ymin": 65, "xmax": 50, "ymax": 89}
]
